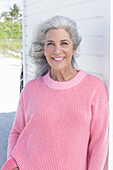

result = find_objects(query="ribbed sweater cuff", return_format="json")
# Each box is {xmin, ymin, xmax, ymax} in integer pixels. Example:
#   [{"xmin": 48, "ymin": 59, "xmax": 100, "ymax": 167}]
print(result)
[{"xmin": 2, "ymin": 157, "xmax": 18, "ymax": 170}]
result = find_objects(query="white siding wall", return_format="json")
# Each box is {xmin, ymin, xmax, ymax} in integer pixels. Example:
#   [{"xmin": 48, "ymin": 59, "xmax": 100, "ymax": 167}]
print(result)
[
  {"xmin": 109, "ymin": 1, "xmax": 113, "ymax": 169},
  {"xmin": 23, "ymin": 0, "xmax": 110, "ymax": 169}
]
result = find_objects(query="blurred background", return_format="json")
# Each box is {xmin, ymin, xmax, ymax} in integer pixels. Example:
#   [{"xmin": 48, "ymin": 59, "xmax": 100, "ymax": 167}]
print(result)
[{"xmin": 0, "ymin": 0, "xmax": 23, "ymax": 168}]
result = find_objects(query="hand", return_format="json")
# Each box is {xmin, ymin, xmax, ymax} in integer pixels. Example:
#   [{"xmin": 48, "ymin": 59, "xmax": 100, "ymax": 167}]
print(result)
[{"xmin": 12, "ymin": 168, "xmax": 19, "ymax": 170}]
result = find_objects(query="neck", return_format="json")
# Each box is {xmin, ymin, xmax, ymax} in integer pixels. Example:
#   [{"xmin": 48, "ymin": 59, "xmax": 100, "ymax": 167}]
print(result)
[{"xmin": 50, "ymin": 67, "xmax": 78, "ymax": 82}]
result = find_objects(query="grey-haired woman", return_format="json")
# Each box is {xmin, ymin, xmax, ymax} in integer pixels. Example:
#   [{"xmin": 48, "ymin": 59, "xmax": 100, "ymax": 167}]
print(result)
[{"xmin": 2, "ymin": 16, "xmax": 109, "ymax": 170}]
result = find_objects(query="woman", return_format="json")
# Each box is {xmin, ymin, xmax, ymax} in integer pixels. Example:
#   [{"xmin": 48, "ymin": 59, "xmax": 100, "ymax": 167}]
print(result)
[{"xmin": 2, "ymin": 16, "xmax": 109, "ymax": 170}]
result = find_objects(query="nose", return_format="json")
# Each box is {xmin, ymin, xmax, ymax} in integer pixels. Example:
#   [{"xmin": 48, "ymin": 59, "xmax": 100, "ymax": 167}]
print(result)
[{"xmin": 53, "ymin": 44, "xmax": 61, "ymax": 54}]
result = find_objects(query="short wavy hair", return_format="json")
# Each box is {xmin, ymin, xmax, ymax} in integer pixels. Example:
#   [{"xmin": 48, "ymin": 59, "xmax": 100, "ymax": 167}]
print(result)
[{"xmin": 29, "ymin": 15, "xmax": 82, "ymax": 78}]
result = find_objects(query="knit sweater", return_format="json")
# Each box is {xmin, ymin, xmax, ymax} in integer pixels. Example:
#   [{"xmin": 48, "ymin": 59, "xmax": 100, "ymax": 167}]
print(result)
[{"xmin": 2, "ymin": 69, "xmax": 109, "ymax": 170}]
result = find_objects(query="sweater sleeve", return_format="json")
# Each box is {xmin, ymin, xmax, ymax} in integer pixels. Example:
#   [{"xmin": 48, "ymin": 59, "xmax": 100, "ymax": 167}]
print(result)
[
  {"xmin": 2, "ymin": 157, "xmax": 18, "ymax": 170},
  {"xmin": 2, "ymin": 88, "xmax": 26, "ymax": 170},
  {"xmin": 88, "ymin": 80, "xmax": 109, "ymax": 170}
]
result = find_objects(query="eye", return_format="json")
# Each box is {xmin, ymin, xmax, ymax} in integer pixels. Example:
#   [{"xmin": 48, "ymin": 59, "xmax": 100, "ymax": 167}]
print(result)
[
  {"xmin": 46, "ymin": 42, "xmax": 54, "ymax": 46},
  {"xmin": 61, "ymin": 42, "xmax": 68, "ymax": 46}
]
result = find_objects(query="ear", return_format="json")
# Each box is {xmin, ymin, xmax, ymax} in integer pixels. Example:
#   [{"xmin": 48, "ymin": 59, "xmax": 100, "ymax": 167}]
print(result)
[{"xmin": 73, "ymin": 45, "xmax": 77, "ymax": 55}]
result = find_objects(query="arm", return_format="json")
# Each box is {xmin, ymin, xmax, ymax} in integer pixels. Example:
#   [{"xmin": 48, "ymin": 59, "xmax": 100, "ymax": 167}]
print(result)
[
  {"xmin": 2, "ymin": 89, "xmax": 26, "ymax": 170},
  {"xmin": 88, "ymin": 81, "xmax": 109, "ymax": 170},
  {"xmin": 7, "ymin": 89, "xmax": 26, "ymax": 159}
]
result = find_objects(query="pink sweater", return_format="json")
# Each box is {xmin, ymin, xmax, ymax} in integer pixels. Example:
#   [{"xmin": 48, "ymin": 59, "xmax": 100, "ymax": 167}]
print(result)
[{"xmin": 2, "ymin": 70, "xmax": 109, "ymax": 170}]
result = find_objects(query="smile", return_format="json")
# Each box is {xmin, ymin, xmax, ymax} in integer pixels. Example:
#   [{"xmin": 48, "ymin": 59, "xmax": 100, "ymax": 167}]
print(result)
[{"xmin": 52, "ymin": 57, "xmax": 65, "ymax": 62}]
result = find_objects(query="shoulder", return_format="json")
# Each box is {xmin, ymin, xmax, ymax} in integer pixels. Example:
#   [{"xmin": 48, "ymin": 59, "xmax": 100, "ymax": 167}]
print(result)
[
  {"xmin": 21, "ymin": 77, "xmax": 42, "ymax": 94},
  {"xmin": 84, "ymin": 72, "xmax": 108, "ymax": 101},
  {"xmin": 84, "ymin": 71, "xmax": 106, "ymax": 90},
  {"xmin": 81, "ymin": 70, "xmax": 108, "ymax": 99}
]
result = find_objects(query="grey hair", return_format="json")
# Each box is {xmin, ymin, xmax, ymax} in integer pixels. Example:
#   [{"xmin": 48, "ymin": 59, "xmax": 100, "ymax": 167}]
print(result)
[{"xmin": 29, "ymin": 15, "xmax": 82, "ymax": 78}]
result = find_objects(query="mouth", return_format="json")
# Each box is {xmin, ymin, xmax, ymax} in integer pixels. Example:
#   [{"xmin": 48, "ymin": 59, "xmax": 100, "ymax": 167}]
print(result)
[{"xmin": 52, "ymin": 57, "xmax": 65, "ymax": 62}]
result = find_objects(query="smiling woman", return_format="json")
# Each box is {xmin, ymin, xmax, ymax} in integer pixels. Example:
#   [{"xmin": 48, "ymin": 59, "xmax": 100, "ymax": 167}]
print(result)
[
  {"xmin": 43, "ymin": 28, "xmax": 77, "ymax": 81},
  {"xmin": 2, "ymin": 16, "xmax": 109, "ymax": 170},
  {"xmin": 29, "ymin": 15, "xmax": 81, "ymax": 78}
]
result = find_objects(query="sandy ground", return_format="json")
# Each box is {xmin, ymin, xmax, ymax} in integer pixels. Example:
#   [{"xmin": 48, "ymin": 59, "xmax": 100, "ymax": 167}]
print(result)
[
  {"xmin": 0, "ymin": 57, "xmax": 21, "ymax": 168},
  {"xmin": 0, "ymin": 57, "xmax": 21, "ymax": 112}
]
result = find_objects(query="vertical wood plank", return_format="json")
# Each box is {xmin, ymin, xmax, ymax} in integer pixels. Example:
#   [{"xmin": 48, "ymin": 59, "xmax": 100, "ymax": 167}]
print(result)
[{"xmin": 108, "ymin": 0, "xmax": 113, "ymax": 169}]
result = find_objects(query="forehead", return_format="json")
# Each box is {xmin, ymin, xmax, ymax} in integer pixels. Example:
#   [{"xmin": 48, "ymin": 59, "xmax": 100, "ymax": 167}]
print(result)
[{"xmin": 45, "ymin": 28, "xmax": 71, "ymax": 41}]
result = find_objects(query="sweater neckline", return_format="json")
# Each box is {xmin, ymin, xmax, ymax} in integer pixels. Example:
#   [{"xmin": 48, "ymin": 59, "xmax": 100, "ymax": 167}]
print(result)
[{"xmin": 43, "ymin": 69, "xmax": 87, "ymax": 89}]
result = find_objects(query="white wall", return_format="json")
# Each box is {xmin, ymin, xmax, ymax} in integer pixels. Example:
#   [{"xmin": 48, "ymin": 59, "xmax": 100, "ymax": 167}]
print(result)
[
  {"xmin": 109, "ymin": 0, "xmax": 113, "ymax": 169},
  {"xmin": 22, "ymin": 0, "xmax": 111, "ymax": 169}
]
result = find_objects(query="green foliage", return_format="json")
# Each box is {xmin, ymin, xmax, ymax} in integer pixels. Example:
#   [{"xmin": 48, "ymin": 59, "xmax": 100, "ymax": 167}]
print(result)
[
  {"xmin": 10, "ymin": 3, "xmax": 20, "ymax": 18},
  {"xmin": 1, "ymin": 3, "xmax": 22, "ymax": 22},
  {"xmin": 0, "ymin": 40, "xmax": 22, "ymax": 58},
  {"xmin": 0, "ymin": 41, "xmax": 22, "ymax": 52},
  {"xmin": 0, "ymin": 21, "xmax": 22, "ymax": 39}
]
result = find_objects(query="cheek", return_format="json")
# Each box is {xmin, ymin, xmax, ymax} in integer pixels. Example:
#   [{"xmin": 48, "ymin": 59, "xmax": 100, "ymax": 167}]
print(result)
[
  {"xmin": 44, "ymin": 48, "xmax": 52, "ymax": 57},
  {"xmin": 66, "ymin": 49, "xmax": 74, "ymax": 58}
]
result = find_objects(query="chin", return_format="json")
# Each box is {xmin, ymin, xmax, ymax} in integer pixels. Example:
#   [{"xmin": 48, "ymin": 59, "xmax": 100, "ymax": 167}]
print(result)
[{"xmin": 51, "ymin": 66, "xmax": 67, "ymax": 72}]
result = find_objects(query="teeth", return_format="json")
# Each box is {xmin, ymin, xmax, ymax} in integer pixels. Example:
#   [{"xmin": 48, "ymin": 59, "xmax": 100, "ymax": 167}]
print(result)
[{"xmin": 53, "ymin": 57, "xmax": 64, "ymax": 61}]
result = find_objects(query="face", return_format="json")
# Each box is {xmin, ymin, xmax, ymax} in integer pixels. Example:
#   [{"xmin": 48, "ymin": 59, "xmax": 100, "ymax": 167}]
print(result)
[{"xmin": 43, "ymin": 28, "xmax": 77, "ymax": 72}]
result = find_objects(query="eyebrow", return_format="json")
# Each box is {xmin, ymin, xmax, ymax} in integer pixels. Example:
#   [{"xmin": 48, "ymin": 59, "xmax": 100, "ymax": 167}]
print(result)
[
  {"xmin": 61, "ymin": 39, "xmax": 70, "ymax": 42},
  {"xmin": 46, "ymin": 40, "xmax": 54, "ymax": 43},
  {"xmin": 46, "ymin": 39, "xmax": 70, "ymax": 43}
]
